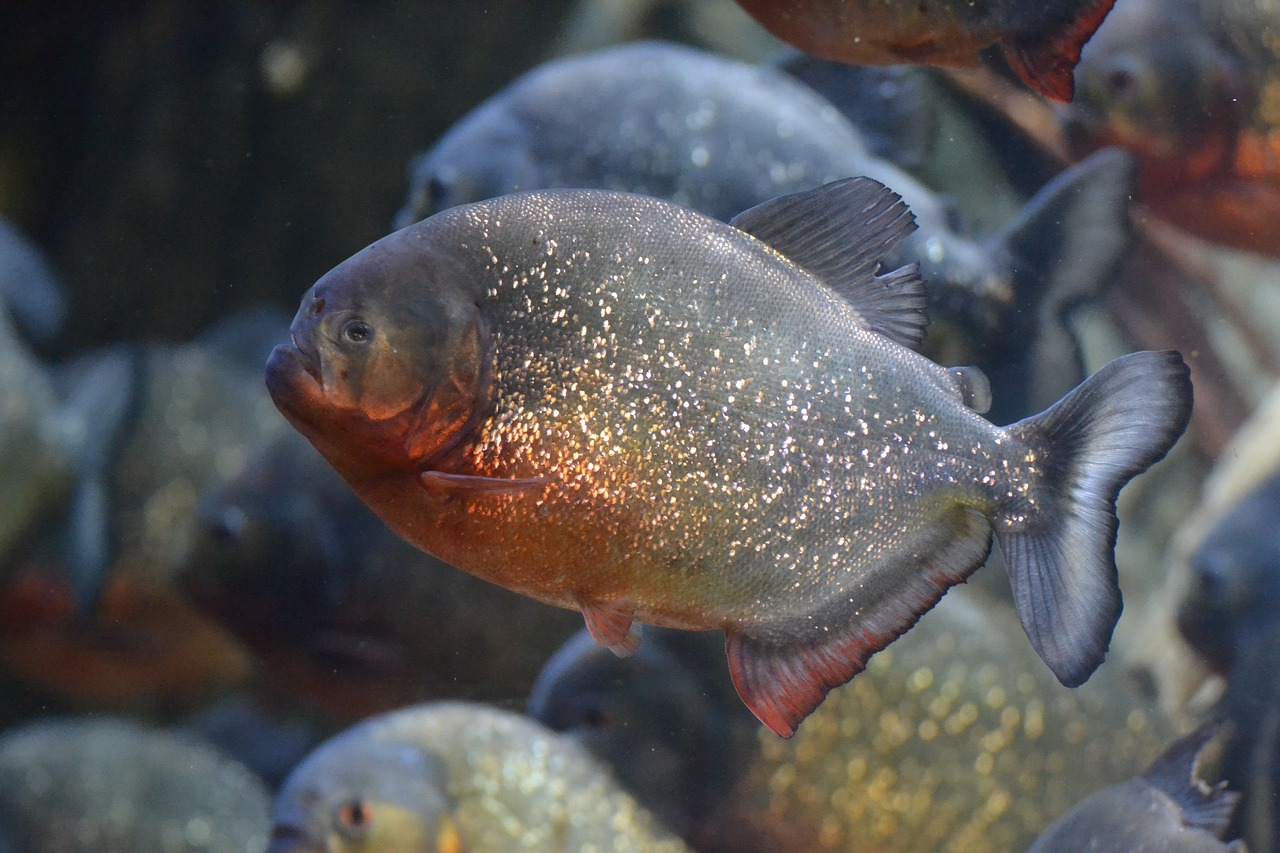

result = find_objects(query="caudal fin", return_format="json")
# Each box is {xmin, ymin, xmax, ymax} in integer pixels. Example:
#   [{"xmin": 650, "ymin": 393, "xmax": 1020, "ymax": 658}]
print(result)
[{"xmin": 999, "ymin": 350, "xmax": 1192, "ymax": 686}]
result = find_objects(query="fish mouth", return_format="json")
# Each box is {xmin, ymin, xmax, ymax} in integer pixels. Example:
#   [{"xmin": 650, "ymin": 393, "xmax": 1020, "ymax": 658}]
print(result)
[{"xmin": 266, "ymin": 825, "xmax": 323, "ymax": 853}]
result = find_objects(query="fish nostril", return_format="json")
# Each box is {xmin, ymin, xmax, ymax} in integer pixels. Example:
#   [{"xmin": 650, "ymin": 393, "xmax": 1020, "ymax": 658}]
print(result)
[{"xmin": 310, "ymin": 297, "xmax": 326, "ymax": 317}]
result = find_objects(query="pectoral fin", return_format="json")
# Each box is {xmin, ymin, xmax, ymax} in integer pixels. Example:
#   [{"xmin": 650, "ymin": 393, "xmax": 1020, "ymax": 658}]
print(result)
[
  {"xmin": 581, "ymin": 600, "xmax": 642, "ymax": 656},
  {"xmin": 419, "ymin": 471, "xmax": 552, "ymax": 494}
]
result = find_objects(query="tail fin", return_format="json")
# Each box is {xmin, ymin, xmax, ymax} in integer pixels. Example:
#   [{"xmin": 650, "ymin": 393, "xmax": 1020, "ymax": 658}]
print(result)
[{"xmin": 999, "ymin": 351, "xmax": 1192, "ymax": 686}]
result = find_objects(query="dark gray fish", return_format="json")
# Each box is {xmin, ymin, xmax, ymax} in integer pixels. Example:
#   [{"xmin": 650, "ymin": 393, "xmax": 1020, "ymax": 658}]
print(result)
[
  {"xmin": 178, "ymin": 428, "xmax": 582, "ymax": 718},
  {"xmin": 268, "ymin": 702, "xmax": 689, "ymax": 853},
  {"xmin": 0, "ymin": 716, "xmax": 270, "ymax": 853},
  {"xmin": 1180, "ymin": 471, "xmax": 1280, "ymax": 852},
  {"xmin": 527, "ymin": 628, "xmax": 756, "ymax": 846},
  {"xmin": 1027, "ymin": 724, "xmax": 1246, "ymax": 852},
  {"xmin": 396, "ymin": 41, "xmax": 1136, "ymax": 421},
  {"xmin": 0, "ymin": 219, "xmax": 66, "ymax": 346}
]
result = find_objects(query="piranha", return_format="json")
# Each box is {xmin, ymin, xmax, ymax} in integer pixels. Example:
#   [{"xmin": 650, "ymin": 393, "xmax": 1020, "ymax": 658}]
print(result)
[
  {"xmin": 266, "ymin": 178, "xmax": 1193, "ymax": 738},
  {"xmin": 268, "ymin": 702, "xmax": 689, "ymax": 853},
  {"xmin": 1027, "ymin": 724, "xmax": 1245, "ymax": 852},
  {"xmin": 1063, "ymin": 0, "xmax": 1280, "ymax": 256},
  {"xmin": 731, "ymin": 0, "xmax": 1117, "ymax": 101}
]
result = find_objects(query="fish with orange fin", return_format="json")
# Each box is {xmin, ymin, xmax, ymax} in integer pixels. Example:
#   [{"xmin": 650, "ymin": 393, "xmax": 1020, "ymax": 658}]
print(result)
[
  {"xmin": 267, "ymin": 178, "xmax": 1192, "ymax": 738},
  {"xmin": 1063, "ymin": 0, "xmax": 1280, "ymax": 256},
  {"xmin": 731, "ymin": 0, "xmax": 1116, "ymax": 101}
]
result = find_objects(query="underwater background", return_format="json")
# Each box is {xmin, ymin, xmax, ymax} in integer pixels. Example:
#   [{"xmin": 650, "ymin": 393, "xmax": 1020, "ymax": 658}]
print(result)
[{"xmin": 0, "ymin": 1, "xmax": 1276, "ymax": 851}]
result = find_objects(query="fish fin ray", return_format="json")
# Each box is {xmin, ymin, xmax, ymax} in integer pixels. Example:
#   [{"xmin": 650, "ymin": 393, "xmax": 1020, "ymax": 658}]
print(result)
[
  {"xmin": 983, "ymin": 148, "xmax": 1136, "ymax": 422},
  {"xmin": 729, "ymin": 178, "xmax": 929, "ymax": 351},
  {"xmin": 1142, "ymin": 723, "xmax": 1239, "ymax": 836},
  {"xmin": 581, "ymin": 600, "xmax": 641, "ymax": 656},
  {"xmin": 999, "ymin": 0, "xmax": 1116, "ymax": 101},
  {"xmin": 1000, "ymin": 351, "xmax": 1192, "ymax": 686},
  {"xmin": 419, "ymin": 471, "xmax": 553, "ymax": 494},
  {"xmin": 728, "ymin": 508, "xmax": 991, "ymax": 737}
]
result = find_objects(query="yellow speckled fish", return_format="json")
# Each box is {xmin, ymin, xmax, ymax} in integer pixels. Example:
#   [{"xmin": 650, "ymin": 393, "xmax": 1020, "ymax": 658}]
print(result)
[
  {"xmin": 267, "ymin": 702, "xmax": 689, "ymax": 853},
  {"xmin": 266, "ymin": 178, "xmax": 1192, "ymax": 737}
]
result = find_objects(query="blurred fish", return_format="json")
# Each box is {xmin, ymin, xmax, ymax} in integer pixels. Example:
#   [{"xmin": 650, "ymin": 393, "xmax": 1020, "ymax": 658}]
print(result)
[
  {"xmin": 1179, "ymin": 470, "xmax": 1280, "ymax": 852},
  {"xmin": 1027, "ymin": 724, "xmax": 1245, "ymax": 852},
  {"xmin": 0, "ymin": 218, "xmax": 66, "ymax": 346},
  {"xmin": 769, "ymin": 54, "xmax": 1061, "ymax": 223},
  {"xmin": 527, "ymin": 627, "xmax": 757, "ymax": 846},
  {"xmin": 178, "ymin": 428, "xmax": 581, "ymax": 720},
  {"xmin": 0, "ymin": 308, "xmax": 72, "ymax": 574},
  {"xmin": 1064, "ymin": 0, "xmax": 1280, "ymax": 256},
  {"xmin": 397, "ymin": 42, "xmax": 1138, "ymax": 421},
  {"xmin": 730, "ymin": 0, "xmax": 1117, "ymax": 101},
  {"xmin": 534, "ymin": 587, "xmax": 1175, "ymax": 852},
  {"xmin": 0, "ymin": 310, "xmax": 291, "ymax": 710},
  {"xmin": 268, "ymin": 176, "xmax": 1192, "ymax": 738},
  {"xmin": 268, "ymin": 702, "xmax": 689, "ymax": 852},
  {"xmin": 0, "ymin": 716, "xmax": 270, "ymax": 853}
]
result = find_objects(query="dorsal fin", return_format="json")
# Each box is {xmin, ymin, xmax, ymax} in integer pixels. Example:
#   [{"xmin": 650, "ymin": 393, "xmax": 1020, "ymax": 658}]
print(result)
[
  {"xmin": 730, "ymin": 177, "xmax": 929, "ymax": 351},
  {"xmin": 1143, "ymin": 722, "xmax": 1240, "ymax": 837}
]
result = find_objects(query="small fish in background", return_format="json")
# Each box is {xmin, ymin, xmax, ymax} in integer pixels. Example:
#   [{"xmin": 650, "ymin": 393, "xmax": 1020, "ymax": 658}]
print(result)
[
  {"xmin": 0, "ymin": 218, "xmax": 67, "ymax": 348},
  {"xmin": 268, "ymin": 702, "xmax": 690, "ymax": 853},
  {"xmin": 1027, "ymin": 724, "xmax": 1245, "ymax": 852},
  {"xmin": 268, "ymin": 176, "xmax": 1192, "ymax": 738},
  {"xmin": 0, "ymin": 309, "xmax": 293, "ymax": 711},
  {"xmin": 532, "ymin": 587, "xmax": 1175, "ymax": 853},
  {"xmin": 0, "ymin": 308, "xmax": 73, "ymax": 577},
  {"xmin": 527, "ymin": 628, "xmax": 760, "ymax": 849},
  {"xmin": 0, "ymin": 716, "xmax": 271, "ymax": 853},
  {"xmin": 178, "ymin": 428, "xmax": 582, "ymax": 721},
  {"xmin": 396, "ymin": 42, "xmax": 1138, "ymax": 422},
  {"xmin": 1177, "ymin": 471, "xmax": 1280, "ymax": 853},
  {"xmin": 729, "ymin": 0, "xmax": 1117, "ymax": 101},
  {"xmin": 1062, "ymin": 0, "xmax": 1280, "ymax": 257}
]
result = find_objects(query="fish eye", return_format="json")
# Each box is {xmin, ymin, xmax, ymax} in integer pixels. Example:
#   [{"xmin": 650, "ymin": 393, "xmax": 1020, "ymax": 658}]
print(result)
[
  {"xmin": 341, "ymin": 318, "xmax": 374, "ymax": 345},
  {"xmin": 335, "ymin": 798, "xmax": 374, "ymax": 838}
]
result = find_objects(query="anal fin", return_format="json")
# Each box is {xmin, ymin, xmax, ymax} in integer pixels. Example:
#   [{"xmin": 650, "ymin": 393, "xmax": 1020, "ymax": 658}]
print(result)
[
  {"xmin": 729, "ymin": 508, "xmax": 992, "ymax": 738},
  {"xmin": 581, "ymin": 600, "xmax": 641, "ymax": 656}
]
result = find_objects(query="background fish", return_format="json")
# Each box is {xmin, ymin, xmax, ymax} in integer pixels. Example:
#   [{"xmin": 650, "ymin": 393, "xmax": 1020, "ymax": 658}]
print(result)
[
  {"xmin": 397, "ymin": 41, "xmax": 1138, "ymax": 421},
  {"xmin": 267, "ymin": 177, "xmax": 1191, "ymax": 737},
  {"xmin": 730, "ymin": 0, "xmax": 1117, "ymax": 101},
  {"xmin": 0, "ymin": 310, "xmax": 290, "ymax": 711},
  {"xmin": 527, "ymin": 627, "xmax": 759, "ymax": 848},
  {"xmin": 532, "ymin": 587, "xmax": 1174, "ymax": 852},
  {"xmin": 0, "ymin": 716, "xmax": 271, "ymax": 853},
  {"xmin": 1178, "ymin": 471, "xmax": 1280, "ymax": 852},
  {"xmin": 179, "ymin": 429, "xmax": 582, "ymax": 720},
  {"xmin": 269, "ymin": 702, "xmax": 689, "ymax": 853},
  {"xmin": 1027, "ymin": 724, "xmax": 1245, "ymax": 852},
  {"xmin": 1063, "ymin": 0, "xmax": 1280, "ymax": 256}
]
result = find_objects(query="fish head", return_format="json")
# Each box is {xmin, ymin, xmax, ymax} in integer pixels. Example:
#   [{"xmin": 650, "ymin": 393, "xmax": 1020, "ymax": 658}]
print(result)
[
  {"xmin": 1178, "ymin": 474, "xmax": 1280, "ymax": 673},
  {"xmin": 270, "ymin": 736, "xmax": 461, "ymax": 853},
  {"xmin": 394, "ymin": 111, "xmax": 540, "ymax": 229},
  {"xmin": 266, "ymin": 224, "xmax": 489, "ymax": 473},
  {"xmin": 1063, "ymin": 0, "xmax": 1245, "ymax": 185}
]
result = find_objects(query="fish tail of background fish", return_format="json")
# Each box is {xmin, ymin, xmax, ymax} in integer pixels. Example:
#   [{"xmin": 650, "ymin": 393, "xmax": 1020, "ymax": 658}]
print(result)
[
  {"xmin": 55, "ymin": 347, "xmax": 145, "ymax": 616},
  {"xmin": 1000, "ymin": 350, "xmax": 1191, "ymax": 687},
  {"xmin": 984, "ymin": 147, "xmax": 1137, "ymax": 422},
  {"xmin": 1003, "ymin": 0, "xmax": 1117, "ymax": 102}
]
